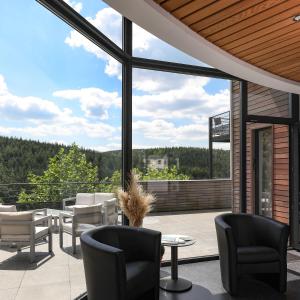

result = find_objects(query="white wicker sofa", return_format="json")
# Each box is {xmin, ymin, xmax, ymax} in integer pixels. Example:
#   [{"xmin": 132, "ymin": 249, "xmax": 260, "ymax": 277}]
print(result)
[{"xmin": 62, "ymin": 193, "xmax": 118, "ymax": 225}]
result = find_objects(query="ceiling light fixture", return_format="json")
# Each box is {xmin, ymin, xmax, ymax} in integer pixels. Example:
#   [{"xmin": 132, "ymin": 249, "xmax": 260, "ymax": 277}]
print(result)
[{"xmin": 293, "ymin": 15, "xmax": 300, "ymax": 22}]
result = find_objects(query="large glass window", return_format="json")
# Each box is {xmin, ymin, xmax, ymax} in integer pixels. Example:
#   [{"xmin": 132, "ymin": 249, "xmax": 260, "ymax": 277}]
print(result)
[
  {"xmin": 132, "ymin": 69, "xmax": 231, "ymax": 259},
  {"xmin": 133, "ymin": 24, "xmax": 211, "ymax": 67}
]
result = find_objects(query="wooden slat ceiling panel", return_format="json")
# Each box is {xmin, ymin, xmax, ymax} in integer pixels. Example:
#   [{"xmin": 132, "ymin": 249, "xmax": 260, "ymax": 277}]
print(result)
[{"xmin": 153, "ymin": 0, "xmax": 300, "ymax": 82}]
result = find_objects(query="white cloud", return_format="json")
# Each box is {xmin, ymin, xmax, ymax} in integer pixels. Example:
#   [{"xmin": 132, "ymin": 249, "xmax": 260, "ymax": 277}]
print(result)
[
  {"xmin": 133, "ymin": 76, "xmax": 229, "ymax": 121},
  {"xmin": 63, "ymin": 0, "xmax": 83, "ymax": 13},
  {"xmin": 0, "ymin": 74, "xmax": 117, "ymax": 142},
  {"xmin": 64, "ymin": 6, "xmax": 204, "ymax": 80},
  {"xmin": 53, "ymin": 87, "xmax": 121, "ymax": 119},
  {"xmin": 0, "ymin": 75, "xmax": 68, "ymax": 121},
  {"xmin": 92, "ymin": 143, "xmax": 121, "ymax": 152},
  {"xmin": 133, "ymin": 119, "xmax": 208, "ymax": 144}
]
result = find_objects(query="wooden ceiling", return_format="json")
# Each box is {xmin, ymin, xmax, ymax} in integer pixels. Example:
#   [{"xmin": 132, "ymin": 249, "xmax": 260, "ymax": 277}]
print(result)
[{"xmin": 153, "ymin": 0, "xmax": 300, "ymax": 83}]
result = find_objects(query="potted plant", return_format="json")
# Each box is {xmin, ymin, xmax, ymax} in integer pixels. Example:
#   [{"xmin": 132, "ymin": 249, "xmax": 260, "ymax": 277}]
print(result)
[{"xmin": 117, "ymin": 172, "xmax": 155, "ymax": 227}]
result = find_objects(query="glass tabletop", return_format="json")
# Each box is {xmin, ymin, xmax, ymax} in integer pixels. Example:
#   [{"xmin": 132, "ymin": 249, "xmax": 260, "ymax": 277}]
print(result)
[{"xmin": 161, "ymin": 234, "xmax": 196, "ymax": 247}]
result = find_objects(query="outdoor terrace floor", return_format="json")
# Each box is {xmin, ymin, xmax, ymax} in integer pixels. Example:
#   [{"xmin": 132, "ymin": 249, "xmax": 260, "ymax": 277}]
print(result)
[
  {"xmin": 144, "ymin": 209, "xmax": 230, "ymax": 259},
  {"xmin": 1, "ymin": 209, "xmax": 299, "ymax": 300}
]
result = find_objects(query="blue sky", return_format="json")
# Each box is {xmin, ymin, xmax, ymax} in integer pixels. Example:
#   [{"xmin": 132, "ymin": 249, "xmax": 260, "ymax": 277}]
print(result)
[{"xmin": 0, "ymin": 0, "xmax": 230, "ymax": 152}]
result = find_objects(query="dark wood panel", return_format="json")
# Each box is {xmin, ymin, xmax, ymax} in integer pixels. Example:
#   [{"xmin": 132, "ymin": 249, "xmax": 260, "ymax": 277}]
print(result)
[{"xmin": 141, "ymin": 179, "xmax": 232, "ymax": 212}]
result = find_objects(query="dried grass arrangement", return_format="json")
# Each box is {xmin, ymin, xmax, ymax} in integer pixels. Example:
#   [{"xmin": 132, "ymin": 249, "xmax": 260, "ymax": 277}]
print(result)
[{"xmin": 117, "ymin": 173, "xmax": 156, "ymax": 227}]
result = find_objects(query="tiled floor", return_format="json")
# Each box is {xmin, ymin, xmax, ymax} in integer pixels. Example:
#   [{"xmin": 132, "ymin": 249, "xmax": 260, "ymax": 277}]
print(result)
[
  {"xmin": 144, "ymin": 209, "xmax": 230, "ymax": 260},
  {"xmin": 0, "ymin": 209, "xmax": 226, "ymax": 300},
  {"xmin": 0, "ymin": 234, "xmax": 85, "ymax": 300},
  {"xmin": 160, "ymin": 252, "xmax": 300, "ymax": 300},
  {"xmin": 1, "ymin": 210, "xmax": 299, "ymax": 300}
]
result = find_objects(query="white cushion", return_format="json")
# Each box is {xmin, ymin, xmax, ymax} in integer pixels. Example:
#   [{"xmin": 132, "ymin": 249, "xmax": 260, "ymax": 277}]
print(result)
[
  {"xmin": 73, "ymin": 204, "xmax": 102, "ymax": 225},
  {"xmin": 76, "ymin": 193, "xmax": 95, "ymax": 206},
  {"xmin": 73, "ymin": 204, "xmax": 102, "ymax": 215},
  {"xmin": 94, "ymin": 193, "xmax": 115, "ymax": 204},
  {"xmin": 0, "ymin": 205, "xmax": 17, "ymax": 212},
  {"xmin": 0, "ymin": 212, "xmax": 33, "ymax": 236}
]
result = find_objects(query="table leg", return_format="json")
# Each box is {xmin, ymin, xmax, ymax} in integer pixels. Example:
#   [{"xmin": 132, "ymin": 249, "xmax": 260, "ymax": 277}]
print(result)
[
  {"xmin": 171, "ymin": 246, "xmax": 178, "ymax": 279},
  {"xmin": 160, "ymin": 246, "xmax": 192, "ymax": 292}
]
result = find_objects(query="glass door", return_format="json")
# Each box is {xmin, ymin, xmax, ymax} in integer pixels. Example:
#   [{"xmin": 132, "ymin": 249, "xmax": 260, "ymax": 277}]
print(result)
[{"xmin": 255, "ymin": 127, "xmax": 273, "ymax": 217}]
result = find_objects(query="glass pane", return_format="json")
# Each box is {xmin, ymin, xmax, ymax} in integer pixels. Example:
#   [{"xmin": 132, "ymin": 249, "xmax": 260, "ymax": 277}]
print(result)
[
  {"xmin": 132, "ymin": 69, "xmax": 231, "ymax": 260},
  {"xmin": 257, "ymin": 128, "xmax": 273, "ymax": 217},
  {"xmin": 63, "ymin": 0, "xmax": 122, "ymax": 47},
  {"xmin": 0, "ymin": 2, "xmax": 121, "ymax": 298},
  {"xmin": 133, "ymin": 24, "xmax": 211, "ymax": 67}
]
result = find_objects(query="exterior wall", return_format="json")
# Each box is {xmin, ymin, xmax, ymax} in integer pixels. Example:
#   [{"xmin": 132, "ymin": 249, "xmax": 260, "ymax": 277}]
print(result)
[
  {"xmin": 232, "ymin": 81, "xmax": 290, "ymax": 224},
  {"xmin": 141, "ymin": 179, "xmax": 231, "ymax": 213}
]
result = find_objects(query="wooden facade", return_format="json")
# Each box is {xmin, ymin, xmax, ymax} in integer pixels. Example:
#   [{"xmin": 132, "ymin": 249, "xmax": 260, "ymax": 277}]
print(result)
[
  {"xmin": 141, "ymin": 179, "xmax": 231, "ymax": 213},
  {"xmin": 231, "ymin": 81, "xmax": 290, "ymax": 224}
]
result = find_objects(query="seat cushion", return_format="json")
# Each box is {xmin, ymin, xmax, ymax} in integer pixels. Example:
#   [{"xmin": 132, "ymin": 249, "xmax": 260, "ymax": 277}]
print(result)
[
  {"xmin": 94, "ymin": 193, "xmax": 115, "ymax": 204},
  {"xmin": 237, "ymin": 246, "xmax": 280, "ymax": 264},
  {"xmin": 0, "ymin": 212, "xmax": 33, "ymax": 235},
  {"xmin": 126, "ymin": 261, "xmax": 155, "ymax": 300},
  {"xmin": 76, "ymin": 193, "xmax": 95, "ymax": 206},
  {"xmin": 0, "ymin": 205, "xmax": 17, "ymax": 212}
]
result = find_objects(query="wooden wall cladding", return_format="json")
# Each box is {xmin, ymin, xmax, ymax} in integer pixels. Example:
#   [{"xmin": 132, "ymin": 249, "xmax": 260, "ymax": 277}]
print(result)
[
  {"xmin": 140, "ymin": 179, "xmax": 232, "ymax": 212},
  {"xmin": 231, "ymin": 81, "xmax": 289, "ymax": 224},
  {"xmin": 154, "ymin": 0, "xmax": 300, "ymax": 83}
]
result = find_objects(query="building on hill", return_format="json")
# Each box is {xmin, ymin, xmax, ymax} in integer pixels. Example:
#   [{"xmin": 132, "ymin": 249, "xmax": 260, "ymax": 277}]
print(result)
[{"xmin": 144, "ymin": 155, "xmax": 169, "ymax": 170}]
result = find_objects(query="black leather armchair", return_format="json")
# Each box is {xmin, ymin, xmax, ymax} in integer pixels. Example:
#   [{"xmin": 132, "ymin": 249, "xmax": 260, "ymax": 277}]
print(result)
[
  {"xmin": 215, "ymin": 213, "xmax": 289, "ymax": 295},
  {"xmin": 80, "ymin": 225, "xmax": 161, "ymax": 300}
]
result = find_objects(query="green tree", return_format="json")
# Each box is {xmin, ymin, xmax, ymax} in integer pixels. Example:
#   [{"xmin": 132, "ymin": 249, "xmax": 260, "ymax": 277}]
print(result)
[
  {"xmin": 104, "ymin": 165, "xmax": 190, "ymax": 192},
  {"xmin": 18, "ymin": 144, "xmax": 98, "ymax": 203},
  {"xmin": 142, "ymin": 166, "xmax": 189, "ymax": 180}
]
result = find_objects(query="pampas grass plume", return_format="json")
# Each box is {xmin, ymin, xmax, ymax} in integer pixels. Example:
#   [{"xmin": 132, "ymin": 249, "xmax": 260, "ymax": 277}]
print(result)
[{"xmin": 117, "ymin": 173, "xmax": 156, "ymax": 227}]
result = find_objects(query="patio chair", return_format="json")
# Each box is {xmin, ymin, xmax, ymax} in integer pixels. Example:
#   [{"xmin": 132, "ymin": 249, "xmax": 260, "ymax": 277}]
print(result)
[
  {"xmin": 215, "ymin": 213, "xmax": 289, "ymax": 296},
  {"xmin": 63, "ymin": 193, "xmax": 95, "ymax": 211},
  {"xmin": 59, "ymin": 204, "xmax": 103, "ymax": 254},
  {"xmin": 94, "ymin": 193, "xmax": 118, "ymax": 225},
  {"xmin": 0, "ymin": 211, "xmax": 52, "ymax": 263},
  {"xmin": 80, "ymin": 226, "xmax": 161, "ymax": 300}
]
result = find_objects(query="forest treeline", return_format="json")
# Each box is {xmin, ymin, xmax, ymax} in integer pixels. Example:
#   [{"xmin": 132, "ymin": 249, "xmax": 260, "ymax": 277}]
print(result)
[{"xmin": 0, "ymin": 136, "xmax": 230, "ymax": 184}]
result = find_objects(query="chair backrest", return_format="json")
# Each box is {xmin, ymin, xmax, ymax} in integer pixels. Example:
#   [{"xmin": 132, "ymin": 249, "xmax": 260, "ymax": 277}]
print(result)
[
  {"xmin": 0, "ymin": 212, "xmax": 33, "ymax": 238},
  {"xmin": 221, "ymin": 213, "xmax": 257, "ymax": 247},
  {"xmin": 0, "ymin": 205, "xmax": 17, "ymax": 212},
  {"xmin": 76, "ymin": 193, "xmax": 95, "ymax": 206},
  {"xmin": 73, "ymin": 204, "xmax": 102, "ymax": 225},
  {"xmin": 94, "ymin": 193, "xmax": 115, "ymax": 204},
  {"xmin": 103, "ymin": 199, "xmax": 117, "ymax": 225}
]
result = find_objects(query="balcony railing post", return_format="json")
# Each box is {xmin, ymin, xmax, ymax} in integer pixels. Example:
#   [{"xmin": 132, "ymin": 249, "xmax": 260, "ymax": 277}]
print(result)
[{"xmin": 208, "ymin": 117, "xmax": 213, "ymax": 179}]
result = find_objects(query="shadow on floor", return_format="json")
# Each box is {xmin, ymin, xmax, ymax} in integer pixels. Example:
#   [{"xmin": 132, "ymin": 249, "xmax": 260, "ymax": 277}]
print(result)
[
  {"xmin": 60, "ymin": 245, "xmax": 82, "ymax": 259},
  {"xmin": 0, "ymin": 250, "xmax": 54, "ymax": 270},
  {"xmin": 76, "ymin": 277, "xmax": 298, "ymax": 300}
]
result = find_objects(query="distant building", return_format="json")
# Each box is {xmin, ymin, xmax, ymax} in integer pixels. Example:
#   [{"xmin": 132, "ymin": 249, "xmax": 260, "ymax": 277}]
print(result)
[{"xmin": 144, "ymin": 155, "xmax": 169, "ymax": 170}]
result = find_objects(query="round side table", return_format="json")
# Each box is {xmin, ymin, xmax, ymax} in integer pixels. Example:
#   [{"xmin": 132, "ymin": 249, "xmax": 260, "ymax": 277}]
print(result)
[{"xmin": 160, "ymin": 235, "xmax": 196, "ymax": 292}]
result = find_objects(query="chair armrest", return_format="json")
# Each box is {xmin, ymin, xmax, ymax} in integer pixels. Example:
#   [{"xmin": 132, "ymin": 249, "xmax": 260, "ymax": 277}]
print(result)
[
  {"xmin": 62, "ymin": 197, "xmax": 76, "ymax": 210},
  {"xmin": 33, "ymin": 208, "xmax": 47, "ymax": 216},
  {"xmin": 33, "ymin": 215, "xmax": 51, "ymax": 227},
  {"xmin": 80, "ymin": 229, "xmax": 127, "ymax": 300},
  {"xmin": 254, "ymin": 216, "xmax": 289, "ymax": 252},
  {"xmin": 59, "ymin": 211, "xmax": 74, "ymax": 226}
]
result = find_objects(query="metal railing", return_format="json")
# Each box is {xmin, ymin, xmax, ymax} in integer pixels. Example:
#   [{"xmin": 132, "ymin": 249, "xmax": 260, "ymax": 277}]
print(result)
[
  {"xmin": 0, "ymin": 181, "xmax": 116, "ymax": 210},
  {"xmin": 210, "ymin": 111, "xmax": 230, "ymax": 142}
]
